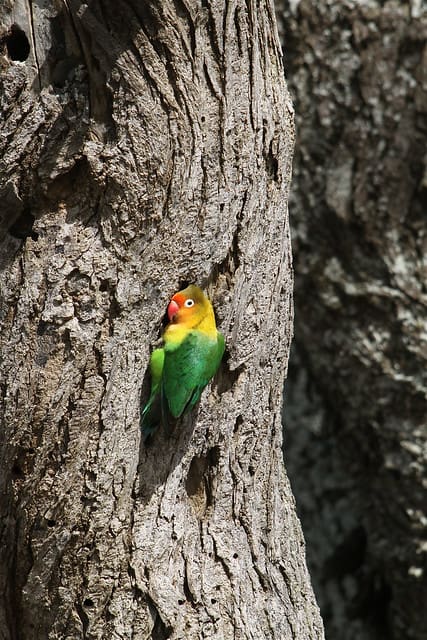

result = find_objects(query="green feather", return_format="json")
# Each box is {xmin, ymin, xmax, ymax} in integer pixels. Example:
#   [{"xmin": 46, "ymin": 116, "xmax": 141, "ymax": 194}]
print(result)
[
  {"xmin": 141, "ymin": 332, "xmax": 224, "ymax": 440},
  {"xmin": 163, "ymin": 331, "xmax": 224, "ymax": 418},
  {"xmin": 140, "ymin": 348, "xmax": 165, "ymax": 438}
]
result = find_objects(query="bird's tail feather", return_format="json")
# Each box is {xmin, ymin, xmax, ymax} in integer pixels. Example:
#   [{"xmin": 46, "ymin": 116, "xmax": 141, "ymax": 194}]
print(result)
[{"xmin": 141, "ymin": 394, "xmax": 162, "ymax": 442}]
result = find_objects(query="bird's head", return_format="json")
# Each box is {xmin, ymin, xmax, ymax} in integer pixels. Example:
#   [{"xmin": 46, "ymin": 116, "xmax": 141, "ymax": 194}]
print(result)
[{"xmin": 167, "ymin": 285, "xmax": 211, "ymax": 328}]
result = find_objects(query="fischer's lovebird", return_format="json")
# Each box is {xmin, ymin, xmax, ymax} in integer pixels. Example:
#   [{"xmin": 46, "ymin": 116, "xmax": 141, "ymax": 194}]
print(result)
[{"xmin": 141, "ymin": 285, "xmax": 225, "ymax": 440}]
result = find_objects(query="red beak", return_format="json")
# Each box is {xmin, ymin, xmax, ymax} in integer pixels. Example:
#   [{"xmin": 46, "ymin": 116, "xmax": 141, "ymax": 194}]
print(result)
[{"xmin": 167, "ymin": 299, "xmax": 179, "ymax": 322}]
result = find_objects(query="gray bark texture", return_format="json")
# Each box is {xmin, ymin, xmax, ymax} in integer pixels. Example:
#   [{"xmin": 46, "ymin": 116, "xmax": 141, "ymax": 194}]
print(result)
[
  {"xmin": 277, "ymin": 2, "xmax": 427, "ymax": 640},
  {"xmin": 0, "ymin": 1, "xmax": 324, "ymax": 639}
]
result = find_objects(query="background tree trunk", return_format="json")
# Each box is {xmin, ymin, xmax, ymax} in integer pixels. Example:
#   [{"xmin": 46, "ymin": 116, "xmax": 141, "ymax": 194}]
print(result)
[
  {"xmin": 0, "ymin": 1, "xmax": 323, "ymax": 638},
  {"xmin": 277, "ymin": 2, "xmax": 427, "ymax": 640}
]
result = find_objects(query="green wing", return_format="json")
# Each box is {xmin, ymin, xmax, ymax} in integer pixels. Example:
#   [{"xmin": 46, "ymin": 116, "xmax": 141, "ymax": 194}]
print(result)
[
  {"xmin": 149, "ymin": 348, "xmax": 165, "ymax": 388},
  {"xmin": 163, "ymin": 331, "xmax": 224, "ymax": 418},
  {"xmin": 140, "ymin": 348, "xmax": 165, "ymax": 439}
]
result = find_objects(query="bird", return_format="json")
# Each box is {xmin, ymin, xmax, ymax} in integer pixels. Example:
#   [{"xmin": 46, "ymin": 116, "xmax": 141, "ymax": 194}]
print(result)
[{"xmin": 141, "ymin": 284, "xmax": 225, "ymax": 440}]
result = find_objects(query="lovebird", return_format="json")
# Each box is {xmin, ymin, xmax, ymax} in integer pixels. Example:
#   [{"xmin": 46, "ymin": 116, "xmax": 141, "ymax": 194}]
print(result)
[{"xmin": 141, "ymin": 284, "xmax": 225, "ymax": 440}]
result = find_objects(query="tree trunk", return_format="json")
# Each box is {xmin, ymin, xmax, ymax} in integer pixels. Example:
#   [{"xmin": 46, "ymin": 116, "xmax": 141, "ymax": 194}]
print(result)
[
  {"xmin": 277, "ymin": 2, "xmax": 427, "ymax": 640},
  {"xmin": 0, "ymin": 1, "xmax": 323, "ymax": 638}
]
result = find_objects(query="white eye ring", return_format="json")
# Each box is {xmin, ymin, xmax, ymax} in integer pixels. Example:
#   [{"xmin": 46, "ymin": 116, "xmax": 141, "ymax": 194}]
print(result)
[{"xmin": 184, "ymin": 299, "xmax": 194, "ymax": 308}]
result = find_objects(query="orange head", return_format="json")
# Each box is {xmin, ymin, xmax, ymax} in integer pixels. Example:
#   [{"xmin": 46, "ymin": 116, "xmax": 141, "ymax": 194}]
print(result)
[{"xmin": 167, "ymin": 285, "xmax": 215, "ymax": 330}]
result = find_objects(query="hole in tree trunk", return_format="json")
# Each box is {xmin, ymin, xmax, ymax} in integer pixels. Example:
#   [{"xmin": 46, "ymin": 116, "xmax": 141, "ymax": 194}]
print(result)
[
  {"xmin": 4, "ymin": 25, "xmax": 30, "ymax": 61},
  {"xmin": 9, "ymin": 209, "xmax": 38, "ymax": 241},
  {"xmin": 151, "ymin": 613, "xmax": 172, "ymax": 639}
]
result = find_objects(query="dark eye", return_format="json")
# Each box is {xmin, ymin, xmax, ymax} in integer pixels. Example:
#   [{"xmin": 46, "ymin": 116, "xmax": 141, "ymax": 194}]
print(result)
[{"xmin": 184, "ymin": 299, "xmax": 194, "ymax": 308}]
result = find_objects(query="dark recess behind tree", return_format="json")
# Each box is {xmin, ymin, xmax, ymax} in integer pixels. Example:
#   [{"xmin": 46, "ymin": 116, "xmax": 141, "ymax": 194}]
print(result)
[{"xmin": 277, "ymin": 2, "xmax": 427, "ymax": 640}]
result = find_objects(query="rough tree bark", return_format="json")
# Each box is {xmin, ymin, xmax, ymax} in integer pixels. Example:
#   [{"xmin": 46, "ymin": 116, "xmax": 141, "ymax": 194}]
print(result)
[
  {"xmin": 277, "ymin": 2, "xmax": 427, "ymax": 640},
  {"xmin": 0, "ymin": 1, "xmax": 323, "ymax": 639}
]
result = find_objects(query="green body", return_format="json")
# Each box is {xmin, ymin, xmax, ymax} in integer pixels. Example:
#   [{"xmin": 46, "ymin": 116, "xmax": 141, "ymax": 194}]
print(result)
[{"xmin": 141, "ymin": 329, "xmax": 225, "ymax": 439}]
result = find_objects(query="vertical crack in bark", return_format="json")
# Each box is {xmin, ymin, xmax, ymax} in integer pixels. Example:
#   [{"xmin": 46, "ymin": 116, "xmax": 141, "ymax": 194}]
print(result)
[
  {"xmin": 28, "ymin": 0, "xmax": 41, "ymax": 91},
  {"xmin": 75, "ymin": 600, "xmax": 90, "ymax": 637},
  {"xmin": 171, "ymin": 0, "xmax": 196, "ymax": 60},
  {"xmin": 245, "ymin": 0, "xmax": 257, "ymax": 131},
  {"xmin": 201, "ymin": 0, "xmax": 224, "ymax": 76},
  {"xmin": 183, "ymin": 560, "xmax": 197, "ymax": 607}
]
